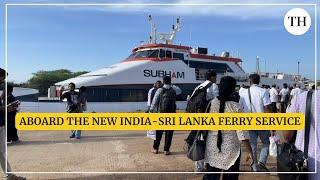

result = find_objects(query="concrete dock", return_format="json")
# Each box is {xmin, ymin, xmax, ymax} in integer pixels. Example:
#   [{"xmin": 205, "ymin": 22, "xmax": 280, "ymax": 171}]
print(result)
[{"xmin": 7, "ymin": 130, "xmax": 279, "ymax": 180}]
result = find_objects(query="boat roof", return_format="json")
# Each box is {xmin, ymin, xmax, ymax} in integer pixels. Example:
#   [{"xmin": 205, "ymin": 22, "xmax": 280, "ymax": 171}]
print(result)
[
  {"xmin": 132, "ymin": 43, "xmax": 191, "ymax": 52},
  {"xmin": 131, "ymin": 43, "xmax": 242, "ymax": 63}
]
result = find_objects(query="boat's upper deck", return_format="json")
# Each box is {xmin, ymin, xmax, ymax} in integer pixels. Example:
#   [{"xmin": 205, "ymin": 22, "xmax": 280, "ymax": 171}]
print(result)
[{"xmin": 127, "ymin": 43, "xmax": 242, "ymax": 63}]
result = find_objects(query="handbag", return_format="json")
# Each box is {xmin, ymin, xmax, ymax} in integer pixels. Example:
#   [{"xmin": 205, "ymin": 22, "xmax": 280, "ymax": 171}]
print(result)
[
  {"xmin": 187, "ymin": 130, "xmax": 206, "ymax": 161},
  {"xmin": 269, "ymin": 134, "xmax": 280, "ymax": 157},
  {"xmin": 277, "ymin": 90, "xmax": 313, "ymax": 180},
  {"xmin": 184, "ymin": 102, "xmax": 211, "ymax": 152},
  {"xmin": 146, "ymin": 130, "xmax": 156, "ymax": 140}
]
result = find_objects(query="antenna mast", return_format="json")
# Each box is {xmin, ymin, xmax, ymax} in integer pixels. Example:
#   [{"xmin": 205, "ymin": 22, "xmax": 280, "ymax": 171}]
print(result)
[
  {"xmin": 159, "ymin": 17, "xmax": 181, "ymax": 44},
  {"xmin": 147, "ymin": 15, "xmax": 182, "ymax": 44},
  {"xmin": 148, "ymin": 15, "xmax": 157, "ymax": 44}
]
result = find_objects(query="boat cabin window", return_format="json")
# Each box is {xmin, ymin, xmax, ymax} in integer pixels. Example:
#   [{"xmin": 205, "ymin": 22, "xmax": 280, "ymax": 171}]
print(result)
[
  {"xmin": 128, "ymin": 50, "xmax": 159, "ymax": 59},
  {"xmin": 128, "ymin": 52, "xmax": 136, "ymax": 59},
  {"xmin": 128, "ymin": 49, "xmax": 180, "ymax": 60},
  {"xmin": 86, "ymin": 86, "xmax": 186, "ymax": 102},
  {"xmin": 173, "ymin": 52, "xmax": 184, "ymax": 60},
  {"xmin": 160, "ymin": 49, "xmax": 165, "ymax": 58},
  {"xmin": 185, "ymin": 60, "xmax": 234, "ymax": 73},
  {"xmin": 165, "ymin": 50, "xmax": 172, "ymax": 58},
  {"xmin": 159, "ymin": 49, "xmax": 177, "ymax": 59}
]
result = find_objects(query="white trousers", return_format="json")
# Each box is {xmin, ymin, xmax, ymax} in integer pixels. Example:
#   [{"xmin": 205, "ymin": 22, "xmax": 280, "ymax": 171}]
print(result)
[{"xmin": 0, "ymin": 126, "xmax": 11, "ymax": 173}]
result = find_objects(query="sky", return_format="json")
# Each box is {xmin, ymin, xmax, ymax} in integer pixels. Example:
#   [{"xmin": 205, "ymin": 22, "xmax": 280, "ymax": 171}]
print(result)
[{"xmin": 0, "ymin": 0, "xmax": 319, "ymax": 83}]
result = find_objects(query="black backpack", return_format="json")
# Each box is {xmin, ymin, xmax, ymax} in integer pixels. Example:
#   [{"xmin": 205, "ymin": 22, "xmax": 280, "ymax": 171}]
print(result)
[
  {"xmin": 159, "ymin": 87, "xmax": 176, "ymax": 113},
  {"xmin": 186, "ymin": 82, "xmax": 212, "ymax": 113}
]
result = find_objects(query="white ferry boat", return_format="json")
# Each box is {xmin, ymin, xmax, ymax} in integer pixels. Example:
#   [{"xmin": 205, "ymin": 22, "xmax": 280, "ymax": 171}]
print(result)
[{"xmin": 54, "ymin": 16, "xmax": 298, "ymax": 106}]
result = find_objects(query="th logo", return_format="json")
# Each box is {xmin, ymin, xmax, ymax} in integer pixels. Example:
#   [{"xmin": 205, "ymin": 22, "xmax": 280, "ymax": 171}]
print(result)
[
  {"xmin": 287, "ymin": 16, "xmax": 307, "ymax": 27},
  {"xmin": 284, "ymin": 8, "xmax": 311, "ymax": 35}
]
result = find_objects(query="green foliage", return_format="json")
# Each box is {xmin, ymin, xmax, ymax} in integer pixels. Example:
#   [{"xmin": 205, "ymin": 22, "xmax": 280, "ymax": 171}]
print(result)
[{"xmin": 27, "ymin": 69, "xmax": 88, "ymax": 96}]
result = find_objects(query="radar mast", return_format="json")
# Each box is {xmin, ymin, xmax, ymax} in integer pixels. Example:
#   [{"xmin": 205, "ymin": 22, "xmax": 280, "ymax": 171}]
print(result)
[{"xmin": 148, "ymin": 15, "xmax": 181, "ymax": 44}]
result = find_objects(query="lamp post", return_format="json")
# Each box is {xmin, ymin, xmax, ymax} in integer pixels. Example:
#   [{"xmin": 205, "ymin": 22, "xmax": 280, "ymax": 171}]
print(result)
[
  {"xmin": 297, "ymin": 61, "xmax": 300, "ymax": 76},
  {"xmin": 256, "ymin": 56, "xmax": 260, "ymax": 75}
]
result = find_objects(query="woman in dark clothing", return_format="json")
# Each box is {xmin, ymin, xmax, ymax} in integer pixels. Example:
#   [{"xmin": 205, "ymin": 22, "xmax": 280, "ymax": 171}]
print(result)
[{"xmin": 6, "ymin": 85, "xmax": 19, "ymax": 143}]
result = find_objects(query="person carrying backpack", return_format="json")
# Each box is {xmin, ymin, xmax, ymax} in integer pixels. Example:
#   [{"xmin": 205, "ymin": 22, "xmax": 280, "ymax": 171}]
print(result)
[
  {"xmin": 186, "ymin": 70, "xmax": 218, "ymax": 113},
  {"xmin": 185, "ymin": 70, "xmax": 218, "ymax": 143},
  {"xmin": 185, "ymin": 70, "xmax": 218, "ymax": 171},
  {"xmin": 149, "ymin": 76, "xmax": 182, "ymax": 155}
]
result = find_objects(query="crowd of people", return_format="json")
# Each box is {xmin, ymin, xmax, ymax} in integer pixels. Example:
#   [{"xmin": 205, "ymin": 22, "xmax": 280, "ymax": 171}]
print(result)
[
  {"xmin": 0, "ymin": 67, "xmax": 318, "ymax": 180},
  {"xmin": 146, "ymin": 70, "xmax": 319, "ymax": 180},
  {"xmin": 240, "ymin": 82, "xmax": 305, "ymax": 114}
]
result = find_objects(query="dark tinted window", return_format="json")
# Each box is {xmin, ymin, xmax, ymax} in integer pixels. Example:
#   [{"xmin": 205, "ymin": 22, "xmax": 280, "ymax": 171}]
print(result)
[
  {"xmin": 85, "ymin": 85, "xmax": 193, "ymax": 102},
  {"xmin": 160, "ymin": 49, "xmax": 165, "ymax": 58},
  {"xmin": 128, "ymin": 52, "xmax": 137, "ymax": 59},
  {"xmin": 173, "ymin": 53, "xmax": 184, "ymax": 60},
  {"xmin": 165, "ymin": 50, "xmax": 172, "ymax": 58},
  {"xmin": 128, "ymin": 50, "xmax": 159, "ymax": 59},
  {"xmin": 148, "ymin": 50, "xmax": 159, "ymax": 58},
  {"xmin": 87, "ymin": 88, "xmax": 147, "ymax": 102},
  {"xmin": 184, "ymin": 60, "xmax": 233, "ymax": 73}
]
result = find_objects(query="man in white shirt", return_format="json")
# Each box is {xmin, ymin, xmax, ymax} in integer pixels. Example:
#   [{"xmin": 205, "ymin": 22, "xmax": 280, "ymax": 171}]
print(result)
[
  {"xmin": 239, "ymin": 84, "xmax": 246, "ymax": 95},
  {"xmin": 290, "ymin": 83, "xmax": 302, "ymax": 104},
  {"xmin": 190, "ymin": 70, "xmax": 219, "ymax": 101},
  {"xmin": 279, "ymin": 83, "xmax": 290, "ymax": 113},
  {"xmin": 269, "ymin": 84, "xmax": 278, "ymax": 113},
  {"xmin": 264, "ymin": 85, "xmax": 270, "ymax": 100},
  {"xmin": 239, "ymin": 74, "xmax": 272, "ymax": 172},
  {"xmin": 285, "ymin": 89, "xmax": 319, "ymax": 180},
  {"xmin": 147, "ymin": 80, "xmax": 162, "ymax": 112},
  {"xmin": 187, "ymin": 70, "xmax": 218, "ymax": 172}
]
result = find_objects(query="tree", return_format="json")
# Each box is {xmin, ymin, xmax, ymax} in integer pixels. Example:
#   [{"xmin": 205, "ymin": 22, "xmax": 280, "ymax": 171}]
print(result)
[{"xmin": 27, "ymin": 69, "xmax": 88, "ymax": 96}]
